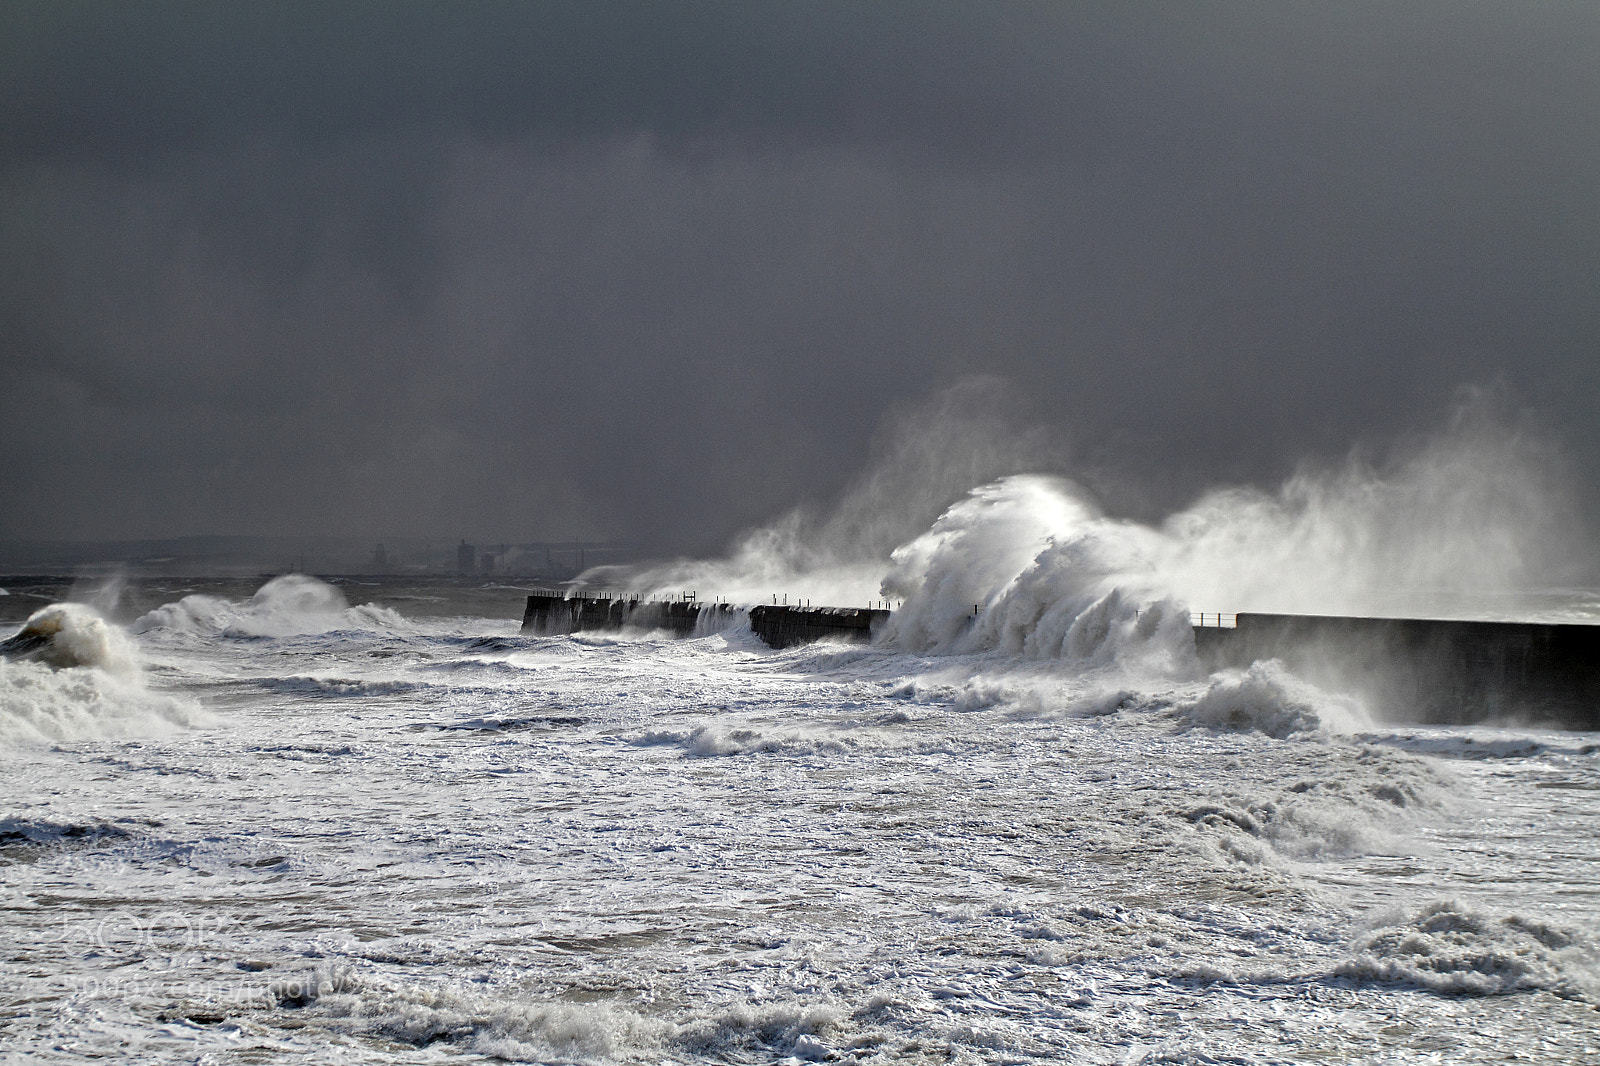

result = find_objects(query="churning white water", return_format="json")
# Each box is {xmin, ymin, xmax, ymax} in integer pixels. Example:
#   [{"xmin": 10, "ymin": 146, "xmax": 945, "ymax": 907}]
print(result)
[
  {"xmin": 3, "ymin": 560, "xmax": 1597, "ymax": 1063},
  {"xmin": 5, "ymin": 418, "xmax": 1600, "ymax": 1062}
]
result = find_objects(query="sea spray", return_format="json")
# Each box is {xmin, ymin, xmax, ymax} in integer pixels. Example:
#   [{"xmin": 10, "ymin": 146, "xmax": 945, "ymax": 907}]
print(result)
[
  {"xmin": 590, "ymin": 388, "xmax": 1588, "ymax": 681},
  {"xmin": 1154, "ymin": 393, "xmax": 1587, "ymax": 617},
  {"xmin": 580, "ymin": 378, "xmax": 1068, "ymax": 608}
]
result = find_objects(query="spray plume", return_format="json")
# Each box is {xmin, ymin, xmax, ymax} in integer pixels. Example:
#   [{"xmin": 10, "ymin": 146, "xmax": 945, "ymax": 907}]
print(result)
[{"xmin": 586, "ymin": 382, "xmax": 1591, "ymax": 661}]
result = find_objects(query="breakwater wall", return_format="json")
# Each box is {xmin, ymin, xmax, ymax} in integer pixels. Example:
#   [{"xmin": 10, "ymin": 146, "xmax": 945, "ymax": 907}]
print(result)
[
  {"xmin": 520, "ymin": 593, "xmax": 889, "ymax": 649},
  {"xmin": 520, "ymin": 593, "xmax": 733, "ymax": 637},
  {"xmin": 523, "ymin": 594, "xmax": 1599, "ymax": 728},
  {"xmin": 1195, "ymin": 612, "xmax": 1600, "ymax": 729}
]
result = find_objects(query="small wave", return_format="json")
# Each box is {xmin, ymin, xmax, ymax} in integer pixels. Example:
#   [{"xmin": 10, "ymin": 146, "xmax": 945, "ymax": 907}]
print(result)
[
  {"xmin": 269, "ymin": 962, "xmax": 663, "ymax": 1059},
  {"xmin": 0, "ymin": 817, "xmax": 134, "ymax": 861},
  {"xmin": 253, "ymin": 676, "xmax": 425, "ymax": 698},
  {"xmin": 1174, "ymin": 660, "xmax": 1370, "ymax": 738},
  {"xmin": 1336, "ymin": 900, "xmax": 1600, "ymax": 999},
  {"xmin": 429, "ymin": 715, "xmax": 585, "ymax": 733},
  {"xmin": 269, "ymin": 961, "xmax": 854, "ymax": 1062},
  {"xmin": 1359, "ymin": 731, "xmax": 1599, "ymax": 761},
  {"xmin": 420, "ymin": 658, "xmax": 530, "ymax": 676},
  {"xmin": 633, "ymin": 722, "xmax": 853, "ymax": 757},
  {"xmin": 459, "ymin": 635, "xmax": 535, "ymax": 654}
]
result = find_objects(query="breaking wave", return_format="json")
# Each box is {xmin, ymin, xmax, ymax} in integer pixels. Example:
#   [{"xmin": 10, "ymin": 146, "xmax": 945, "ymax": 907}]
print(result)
[
  {"xmin": 1337, "ymin": 900, "xmax": 1600, "ymax": 999},
  {"xmin": 591, "ymin": 387, "xmax": 1588, "ymax": 707},
  {"xmin": 134, "ymin": 574, "xmax": 405, "ymax": 638},
  {"xmin": 1173, "ymin": 660, "xmax": 1370, "ymax": 738},
  {"xmin": 1, "ymin": 603, "xmax": 140, "ymax": 674},
  {"xmin": 0, "ymin": 603, "xmax": 204, "ymax": 744},
  {"xmin": 272, "ymin": 961, "xmax": 857, "ymax": 1061}
]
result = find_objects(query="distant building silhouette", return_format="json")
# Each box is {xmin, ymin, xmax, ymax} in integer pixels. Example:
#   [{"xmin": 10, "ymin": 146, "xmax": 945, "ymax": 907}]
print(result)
[{"xmin": 457, "ymin": 540, "xmax": 476, "ymax": 574}]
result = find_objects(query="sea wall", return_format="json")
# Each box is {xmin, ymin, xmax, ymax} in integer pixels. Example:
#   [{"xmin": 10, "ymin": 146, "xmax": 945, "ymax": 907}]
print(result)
[{"xmin": 523, "ymin": 594, "xmax": 1599, "ymax": 728}]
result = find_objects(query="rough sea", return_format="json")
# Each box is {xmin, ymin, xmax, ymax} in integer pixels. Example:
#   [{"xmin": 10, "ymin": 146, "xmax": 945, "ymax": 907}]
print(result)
[{"xmin": 3, "ymin": 501, "xmax": 1599, "ymax": 1064}]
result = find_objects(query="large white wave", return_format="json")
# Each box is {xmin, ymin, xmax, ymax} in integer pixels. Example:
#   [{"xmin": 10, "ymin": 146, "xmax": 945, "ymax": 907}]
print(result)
[
  {"xmin": 134, "ymin": 574, "xmax": 405, "ymax": 638},
  {"xmin": 882, "ymin": 395, "xmax": 1584, "ymax": 660},
  {"xmin": 1, "ymin": 603, "xmax": 140, "ymax": 673},
  {"xmin": 0, "ymin": 603, "xmax": 204, "ymax": 745},
  {"xmin": 880, "ymin": 474, "xmax": 1195, "ymax": 671}
]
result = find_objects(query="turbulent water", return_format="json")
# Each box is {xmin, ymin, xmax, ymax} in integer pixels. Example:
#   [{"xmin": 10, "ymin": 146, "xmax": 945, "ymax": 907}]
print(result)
[{"xmin": 3, "ymin": 567, "xmax": 1599, "ymax": 1064}]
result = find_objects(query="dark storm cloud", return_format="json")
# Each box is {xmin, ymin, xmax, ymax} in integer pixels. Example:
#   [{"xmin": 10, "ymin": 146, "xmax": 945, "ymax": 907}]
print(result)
[{"xmin": 2, "ymin": 2, "xmax": 1598, "ymax": 559}]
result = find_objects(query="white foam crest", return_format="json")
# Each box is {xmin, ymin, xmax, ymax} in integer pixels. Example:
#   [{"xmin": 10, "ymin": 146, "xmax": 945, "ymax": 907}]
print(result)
[
  {"xmin": 673, "ymin": 999, "xmax": 847, "ymax": 1060},
  {"xmin": 1174, "ymin": 660, "xmax": 1371, "ymax": 738},
  {"xmin": 1336, "ymin": 900, "xmax": 1600, "ymax": 998},
  {"xmin": 633, "ymin": 721, "xmax": 855, "ymax": 758},
  {"xmin": 879, "ymin": 475, "xmax": 1197, "ymax": 676},
  {"xmin": 271, "ymin": 963, "xmax": 663, "ymax": 1061},
  {"xmin": 133, "ymin": 574, "xmax": 406, "ymax": 637},
  {"xmin": 1, "ymin": 602, "xmax": 142, "ymax": 674}
]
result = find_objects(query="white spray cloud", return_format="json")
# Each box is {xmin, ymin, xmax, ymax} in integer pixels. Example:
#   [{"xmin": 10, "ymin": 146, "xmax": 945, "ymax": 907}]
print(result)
[
  {"xmin": 582, "ymin": 377, "xmax": 1067, "ymax": 605},
  {"xmin": 1155, "ymin": 395, "xmax": 1585, "ymax": 617},
  {"xmin": 581, "ymin": 384, "xmax": 1589, "ymax": 676},
  {"xmin": 878, "ymin": 389, "xmax": 1588, "ymax": 675}
]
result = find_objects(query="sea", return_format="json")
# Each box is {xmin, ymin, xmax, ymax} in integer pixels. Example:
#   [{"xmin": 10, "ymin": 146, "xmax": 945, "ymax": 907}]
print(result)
[{"xmin": 2, "ymin": 560, "xmax": 1598, "ymax": 1063}]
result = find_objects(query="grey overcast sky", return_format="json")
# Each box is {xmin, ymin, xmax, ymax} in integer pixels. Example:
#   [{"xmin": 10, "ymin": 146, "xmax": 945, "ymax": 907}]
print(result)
[{"xmin": 3, "ymin": 1, "xmax": 1598, "ymax": 555}]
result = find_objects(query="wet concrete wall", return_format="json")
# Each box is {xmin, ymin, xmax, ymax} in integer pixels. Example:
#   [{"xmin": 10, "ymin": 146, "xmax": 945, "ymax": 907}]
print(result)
[{"xmin": 747, "ymin": 604, "xmax": 889, "ymax": 649}]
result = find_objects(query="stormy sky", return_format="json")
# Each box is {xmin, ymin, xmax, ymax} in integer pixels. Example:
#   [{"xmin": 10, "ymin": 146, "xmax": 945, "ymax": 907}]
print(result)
[{"xmin": 3, "ymin": 1, "xmax": 1598, "ymax": 557}]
